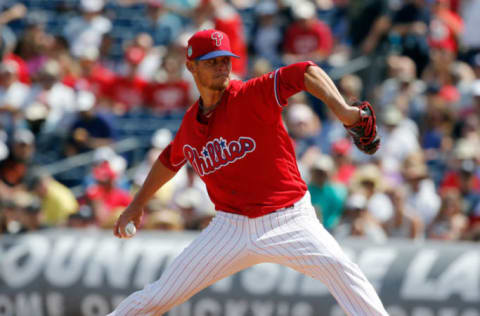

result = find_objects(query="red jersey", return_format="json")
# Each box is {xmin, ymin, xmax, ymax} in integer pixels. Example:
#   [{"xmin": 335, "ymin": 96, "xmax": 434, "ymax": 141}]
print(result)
[
  {"xmin": 86, "ymin": 185, "xmax": 132, "ymax": 212},
  {"xmin": 4, "ymin": 53, "xmax": 30, "ymax": 84},
  {"xmin": 429, "ymin": 10, "xmax": 463, "ymax": 53},
  {"xmin": 145, "ymin": 81, "xmax": 191, "ymax": 113},
  {"xmin": 74, "ymin": 64, "xmax": 116, "ymax": 97},
  {"xmin": 284, "ymin": 21, "xmax": 333, "ymax": 55},
  {"xmin": 105, "ymin": 75, "xmax": 147, "ymax": 110},
  {"xmin": 159, "ymin": 62, "xmax": 314, "ymax": 217}
]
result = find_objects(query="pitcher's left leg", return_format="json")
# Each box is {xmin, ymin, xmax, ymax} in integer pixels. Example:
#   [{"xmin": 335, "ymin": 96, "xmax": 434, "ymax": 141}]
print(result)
[
  {"xmin": 263, "ymin": 207, "xmax": 389, "ymax": 316},
  {"xmin": 299, "ymin": 219, "xmax": 387, "ymax": 315}
]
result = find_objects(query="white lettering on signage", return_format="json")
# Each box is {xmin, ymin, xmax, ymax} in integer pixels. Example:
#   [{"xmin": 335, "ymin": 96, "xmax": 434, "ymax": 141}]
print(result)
[
  {"xmin": 357, "ymin": 248, "xmax": 397, "ymax": 291},
  {"xmin": 299, "ymin": 273, "xmax": 329, "ymax": 296},
  {"xmin": 330, "ymin": 305, "xmax": 346, "ymax": 316},
  {"xmin": 83, "ymin": 239, "xmax": 143, "ymax": 288},
  {"xmin": 0, "ymin": 292, "xmax": 65, "ymax": 316},
  {"xmin": 331, "ymin": 306, "xmax": 480, "ymax": 316},
  {"xmin": 435, "ymin": 251, "xmax": 479, "ymax": 302},
  {"xmin": 180, "ymin": 301, "xmax": 192, "ymax": 316},
  {"xmin": 401, "ymin": 249, "xmax": 439, "ymax": 299},
  {"xmin": 0, "ymin": 295, "xmax": 14, "ymax": 316},
  {"xmin": 45, "ymin": 237, "xmax": 96, "ymax": 287},
  {"xmin": 251, "ymin": 301, "xmax": 274, "ymax": 316},
  {"xmin": 278, "ymin": 269, "xmax": 297, "ymax": 295},
  {"xmin": 291, "ymin": 302, "xmax": 314, "ymax": 316},
  {"xmin": 1, "ymin": 236, "xmax": 49, "ymax": 287},
  {"xmin": 169, "ymin": 301, "xmax": 192, "ymax": 316},
  {"xmin": 15, "ymin": 293, "xmax": 42, "ymax": 316},
  {"xmin": 210, "ymin": 275, "xmax": 234, "ymax": 293},
  {"xmin": 387, "ymin": 305, "xmax": 409, "ymax": 316},
  {"xmin": 193, "ymin": 298, "xmax": 221, "ymax": 316},
  {"xmin": 439, "ymin": 308, "xmax": 458, "ymax": 316},
  {"xmin": 402, "ymin": 250, "xmax": 480, "ymax": 301},
  {"xmin": 133, "ymin": 241, "xmax": 187, "ymax": 288},
  {"xmin": 111, "ymin": 295, "xmax": 127, "ymax": 311},
  {"xmin": 224, "ymin": 299, "xmax": 248, "ymax": 316},
  {"xmin": 46, "ymin": 292, "xmax": 64, "ymax": 316},
  {"xmin": 81, "ymin": 294, "xmax": 109, "ymax": 316},
  {"xmin": 411, "ymin": 307, "xmax": 434, "ymax": 316},
  {"xmin": 462, "ymin": 309, "xmax": 480, "ymax": 316},
  {"xmin": 277, "ymin": 302, "xmax": 289, "ymax": 316},
  {"xmin": 241, "ymin": 264, "xmax": 279, "ymax": 295}
]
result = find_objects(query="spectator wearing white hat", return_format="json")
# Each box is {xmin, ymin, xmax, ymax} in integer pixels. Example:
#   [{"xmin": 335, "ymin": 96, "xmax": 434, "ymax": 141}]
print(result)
[
  {"xmin": 384, "ymin": 185, "xmax": 424, "ymax": 240},
  {"xmin": 0, "ymin": 60, "xmax": 30, "ymax": 131},
  {"xmin": 284, "ymin": 103, "xmax": 325, "ymax": 158},
  {"xmin": 172, "ymin": 186, "xmax": 215, "ymax": 230},
  {"xmin": 334, "ymin": 192, "xmax": 387, "ymax": 243},
  {"xmin": 170, "ymin": 163, "xmax": 214, "ymax": 229},
  {"xmin": 282, "ymin": 0, "xmax": 333, "ymax": 65},
  {"xmin": 351, "ymin": 164, "xmax": 394, "ymax": 224},
  {"xmin": 65, "ymin": 91, "xmax": 115, "ymax": 156},
  {"xmin": 64, "ymin": 0, "xmax": 112, "ymax": 58},
  {"xmin": 23, "ymin": 60, "xmax": 76, "ymax": 134},
  {"xmin": 378, "ymin": 105, "xmax": 420, "ymax": 174},
  {"xmin": 0, "ymin": 129, "xmax": 35, "ymax": 195},
  {"xmin": 308, "ymin": 153, "xmax": 347, "ymax": 231},
  {"xmin": 134, "ymin": 128, "xmax": 173, "ymax": 189},
  {"xmin": 133, "ymin": 128, "xmax": 190, "ymax": 209},
  {"xmin": 459, "ymin": 79, "xmax": 480, "ymax": 121},
  {"xmin": 402, "ymin": 157, "xmax": 441, "ymax": 227}
]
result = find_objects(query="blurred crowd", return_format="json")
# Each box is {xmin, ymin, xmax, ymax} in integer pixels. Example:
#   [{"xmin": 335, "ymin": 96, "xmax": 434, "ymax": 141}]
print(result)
[{"xmin": 0, "ymin": 0, "xmax": 480, "ymax": 243}]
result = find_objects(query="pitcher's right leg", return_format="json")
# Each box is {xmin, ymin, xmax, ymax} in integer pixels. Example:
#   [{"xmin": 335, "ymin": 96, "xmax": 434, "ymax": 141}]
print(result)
[{"xmin": 107, "ymin": 216, "xmax": 253, "ymax": 316}]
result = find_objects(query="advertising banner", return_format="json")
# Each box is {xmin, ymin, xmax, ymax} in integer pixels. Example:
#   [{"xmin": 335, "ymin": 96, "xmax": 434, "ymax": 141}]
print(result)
[{"xmin": 1, "ymin": 230, "xmax": 479, "ymax": 316}]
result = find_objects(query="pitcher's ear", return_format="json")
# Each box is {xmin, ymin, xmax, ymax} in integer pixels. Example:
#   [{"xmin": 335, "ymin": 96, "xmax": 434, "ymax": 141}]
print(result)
[{"xmin": 186, "ymin": 60, "xmax": 195, "ymax": 73}]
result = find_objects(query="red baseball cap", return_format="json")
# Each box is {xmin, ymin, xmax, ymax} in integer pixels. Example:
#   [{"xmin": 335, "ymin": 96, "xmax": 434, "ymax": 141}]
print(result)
[
  {"xmin": 125, "ymin": 46, "xmax": 146, "ymax": 65},
  {"xmin": 93, "ymin": 162, "xmax": 117, "ymax": 181},
  {"xmin": 186, "ymin": 29, "xmax": 239, "ymax": 61}
]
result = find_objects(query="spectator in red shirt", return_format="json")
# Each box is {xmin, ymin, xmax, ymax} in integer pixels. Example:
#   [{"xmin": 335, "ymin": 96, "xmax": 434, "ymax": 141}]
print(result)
[
  {"xmin": 428, "ymin": 0, "xmax": 463, "ymax": 54},
  {"xmin": 331, "ymin": 138, "xmax": 356, "ymax": 185},
  {"xmin": 105, "ymin": 46, "xmax": 147, "ymax": 114},
  {"xmin": 74, "ymin": 47, "xmax": 116, "ymax": 101},
  {"xmin": 3, "ymin": 54, "xmax": 29, "ymax": 85},
  {"xmin": 145, "ymin": 50, "xmax": 191, "ymax": 115},
  {"xmin": 85, "ymin": 161, "xmax": 132, "ymax": 228},
  {"xmin": 440, "ymin": 138, "xmax": 480, "ymax": 194},
  {"xmin": 283, "ymin": 1, "xmax": 333, "ymax": 65}
]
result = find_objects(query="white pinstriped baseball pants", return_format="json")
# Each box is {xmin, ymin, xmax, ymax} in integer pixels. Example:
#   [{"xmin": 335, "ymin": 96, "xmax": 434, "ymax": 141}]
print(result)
[{"xmin": 108, "ymin": 192, "xmax": 388, "ymax": 316}]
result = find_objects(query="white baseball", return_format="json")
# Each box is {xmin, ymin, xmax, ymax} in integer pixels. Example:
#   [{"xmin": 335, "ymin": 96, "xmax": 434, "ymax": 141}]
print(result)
[{"xmin": 125, "ymin": 221, "xmax": 137, "ymax": 236}]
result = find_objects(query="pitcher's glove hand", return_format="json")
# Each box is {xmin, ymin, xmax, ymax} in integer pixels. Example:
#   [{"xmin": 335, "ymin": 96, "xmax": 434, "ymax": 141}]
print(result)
[{"xmin": 344, "ymin": 101, "xmax": 380, "ymax": 155}]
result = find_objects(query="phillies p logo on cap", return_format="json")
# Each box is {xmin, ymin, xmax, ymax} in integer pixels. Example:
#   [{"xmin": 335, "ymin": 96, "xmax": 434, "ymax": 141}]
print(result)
[
  {"xmin": 186, "ymin": 29, "xmax": 239, "ymax": 61},
  {"xmin": 211, "ymin": 31, "xmax": 223, "ymax": 46}
]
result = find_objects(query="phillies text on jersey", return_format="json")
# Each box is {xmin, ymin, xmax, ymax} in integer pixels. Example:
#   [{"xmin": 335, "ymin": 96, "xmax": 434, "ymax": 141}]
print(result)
[{"xmin": 184, "ymin": 136, "xmax": 256, "ymax": 177}]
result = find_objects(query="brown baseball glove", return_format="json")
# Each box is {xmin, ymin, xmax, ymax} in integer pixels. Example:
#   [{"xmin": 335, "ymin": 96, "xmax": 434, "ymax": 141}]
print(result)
[{"xmin": 344, "ymin": 101, "xmax": 380, "ymax": 155}]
